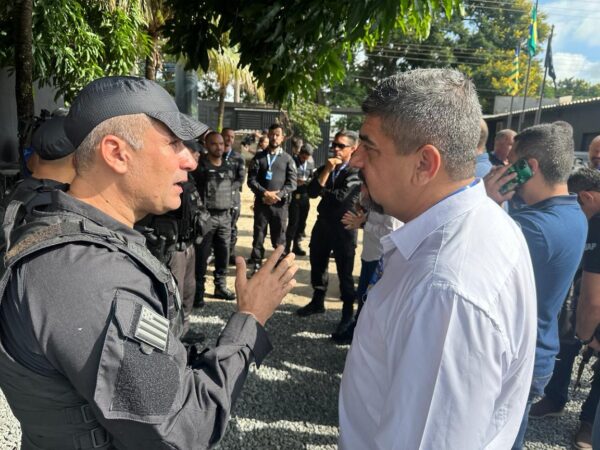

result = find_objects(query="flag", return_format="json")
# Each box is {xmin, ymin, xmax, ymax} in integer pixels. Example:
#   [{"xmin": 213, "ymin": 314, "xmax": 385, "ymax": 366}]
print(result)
[
  {"xmin": 527, "ymin": 5, "xmax": 538, "ymax": 57},
  {"xmin": 509, "ymin": 46, "xmax": 520, "ymax": 96},
  {"xmin": 545, "ymin": 32, "xmax": 556, "ymax": 82}
]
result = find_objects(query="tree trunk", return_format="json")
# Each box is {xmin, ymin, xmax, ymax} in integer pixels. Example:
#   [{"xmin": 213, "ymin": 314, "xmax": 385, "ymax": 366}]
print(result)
[
  {"xmin": 233, "ymin": 78, "xmax": 240, "ymax": 103},
  {"xmin": 144, "ymin": 32, "xmax": 159, "ymax": 80},
  {"xmin": 15, "ymin": 0, "xmax": 34, "ymax": 168},
  {"xmin": 217, "ymin": 87, "xmax": 226, "ymax": 132}
]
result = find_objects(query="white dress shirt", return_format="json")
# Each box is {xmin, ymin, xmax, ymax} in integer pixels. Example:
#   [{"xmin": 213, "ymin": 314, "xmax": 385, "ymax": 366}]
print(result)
[
  {"xmin": 339, "ymin": 181, "xmax": 537, "ymax": 450},
  {"xmin": 361, "ymin": 210, "xmax": 403, "ymax": 262}
]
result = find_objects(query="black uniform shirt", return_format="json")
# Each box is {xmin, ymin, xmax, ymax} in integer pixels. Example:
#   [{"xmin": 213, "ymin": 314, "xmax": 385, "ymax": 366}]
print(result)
[
  {"xmin": 294, "ymin": 156, "xmax": 315, "ymax": 195},
  {"xmin": 247, "ymin": 148, "xmax": 297, "ymax": 204},
  {"xmin": 223, "ymin": 149, "xmax": 246, "ymax": 206},
  {"xmin": 583, "ymin": 214, "xmax": 600, "ymax": 273},
  {"xmin": 0, "ymin": 190, "xmax": 272, "ymax": 449},
  {"xmin": 308, "ymin": 164, "xmax": 361, "ymax": 222}
]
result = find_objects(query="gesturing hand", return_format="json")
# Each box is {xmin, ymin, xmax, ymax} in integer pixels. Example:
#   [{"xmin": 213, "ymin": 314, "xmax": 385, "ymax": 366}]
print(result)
[
  {"xmin": 234, "ymin": 246, "xmax": 298, "ymax": 326},
  {"xmin": 341, "ymin": 210, "xmax": 367, "ymax": 230}
]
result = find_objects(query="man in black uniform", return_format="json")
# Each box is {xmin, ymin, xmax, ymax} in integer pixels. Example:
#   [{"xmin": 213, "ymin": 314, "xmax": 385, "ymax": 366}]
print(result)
[
  {"xmin": 2, "ymin": 115, "xmax": 76, "ymax": 209},
  {"xmin": 296, "ymin": 130, "xmax": 362, "ymax": 337},
  {"xmin": 285, "ymin": 143, "xmax": 315, "ymax": 256},
  {"xmin": 222, "ymin": 127, "xmax": 246, "ymax": 265},
  {"xmin": 0, "ymin": 76, "xmax": 298, "ymax": 449},
  {"xmin": 193, "ymin": 131, "xmax": 237, "ymax": 305},
  {"xmin": 136, "ymin": 139, "xmax": 208, "ymax": 338},
  {"xmin": 247, "ymin": 123, "xmax": 297, "ymax": 275}
]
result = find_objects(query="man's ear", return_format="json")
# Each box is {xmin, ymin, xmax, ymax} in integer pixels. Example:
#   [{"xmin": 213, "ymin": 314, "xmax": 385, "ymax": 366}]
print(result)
[
  {"xmin": 579, "ymin": 191, "xmax": 594, "ymax": 205},
  {"xmin": 414, "ymin": 144, "xmax": 441, "ymax": 185},
  {"xmin": 527, "ymin": 158, "xmax": 539, "ymax": 175},
  {"xmin": 99, "ymin": 135, "xmax": 131, "ymax": 175}
]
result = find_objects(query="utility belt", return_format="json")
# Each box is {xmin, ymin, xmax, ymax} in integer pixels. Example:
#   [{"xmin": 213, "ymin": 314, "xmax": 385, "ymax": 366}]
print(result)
[{"xmin": 207, "ymin": 208, "xmax": 231, "ymax": 216}]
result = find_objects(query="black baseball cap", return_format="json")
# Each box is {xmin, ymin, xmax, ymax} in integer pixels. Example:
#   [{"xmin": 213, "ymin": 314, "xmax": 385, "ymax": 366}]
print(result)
[
  {"xmin": 65, "ymin": 76, "xmax": 209, "ymax": 148},
  {"xmin": 31, "ymin": 116, "xmax": 76, "ymax": 160}
]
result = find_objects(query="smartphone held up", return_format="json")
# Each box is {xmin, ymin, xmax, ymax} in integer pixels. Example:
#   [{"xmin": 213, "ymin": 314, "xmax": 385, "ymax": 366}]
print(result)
[{"xmin": 499, "ymin": 159, "xmax": 533, "ymax": 195}]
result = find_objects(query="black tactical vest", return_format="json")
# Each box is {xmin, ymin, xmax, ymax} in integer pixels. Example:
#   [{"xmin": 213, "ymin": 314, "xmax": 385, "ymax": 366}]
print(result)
[
  {"xmin": 0, "ymin": 194, "xmax": 183, "ymax": 449},
  {"xmin": 198, "ymin": 160, "xmax": 234, "ymax": 211}
]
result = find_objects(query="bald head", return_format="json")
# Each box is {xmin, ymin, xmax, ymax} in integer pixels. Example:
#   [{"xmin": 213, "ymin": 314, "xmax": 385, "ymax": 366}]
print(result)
[
  {"xmin": 493, "ymin": 129, "xmax": 517, "ymax": 162},
  {"xmin": 589, "ymin": 135, "xmax": 600, "ymax": 169}
]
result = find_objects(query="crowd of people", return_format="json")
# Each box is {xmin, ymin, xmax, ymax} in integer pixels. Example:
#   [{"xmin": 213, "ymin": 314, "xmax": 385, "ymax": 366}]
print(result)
[{"xmin": 0, "ymin": 69, "xmax": 598, "ymax": 449}]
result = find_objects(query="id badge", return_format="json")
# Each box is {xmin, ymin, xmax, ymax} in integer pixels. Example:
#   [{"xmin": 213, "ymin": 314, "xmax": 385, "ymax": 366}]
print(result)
[{"xmin": 265, "ymin": 170, "xmax": 273, "ymax": 180}]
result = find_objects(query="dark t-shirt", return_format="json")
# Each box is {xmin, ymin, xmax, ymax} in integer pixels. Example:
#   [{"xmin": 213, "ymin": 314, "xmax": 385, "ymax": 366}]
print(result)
[{"xmin": 583, "ymin": 214, "xmax": 600, "ymax": 273}]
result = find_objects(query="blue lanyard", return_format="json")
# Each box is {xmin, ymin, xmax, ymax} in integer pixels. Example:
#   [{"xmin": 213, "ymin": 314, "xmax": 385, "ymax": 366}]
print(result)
[
  {"xmin": 331, "ymin": 162, "xmax": 348, "ymax": 185},
  {"xmin": 267, "ymin": 153, "xmax": 279, "ymax": 171}
]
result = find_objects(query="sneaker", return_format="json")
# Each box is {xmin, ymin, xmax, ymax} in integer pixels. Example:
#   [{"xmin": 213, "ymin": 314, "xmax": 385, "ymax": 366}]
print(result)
[
  {"xmin": 214, "ymin": 286, "xmax": 236, "ymax": 300},
  {"xmin": 574, "ymin": 421, "xmax": 593, "ymax": 450},
  {"xmin": 529, "ymin": 396, "xmax": 564, "ymax": 418},
  {"xmin": 296, "ymin": 301, "xmax": 325, "ymax": 317}
]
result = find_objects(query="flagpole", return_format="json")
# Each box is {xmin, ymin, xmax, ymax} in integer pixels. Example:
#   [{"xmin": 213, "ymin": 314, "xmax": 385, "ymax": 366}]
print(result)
[
  {"xmin": 507, "ymin": 96, "xmax": 515, "ymax": 129},
  {"xmin": 517, "ymin": 0, "xmax": 539, "ymax": 132},
  {"xmin": 517, "ymin": 57, "xmax": 533, "ymax": 132},
  {"xmin": 535, "ymin": 25, "xmax": 554, "ymax": 125}
]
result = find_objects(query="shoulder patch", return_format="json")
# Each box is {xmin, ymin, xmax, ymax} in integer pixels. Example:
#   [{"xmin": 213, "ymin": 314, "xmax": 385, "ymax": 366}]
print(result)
[{"xmin": 134, "ymin": 306, "xmax": 169, "ymax": 352}]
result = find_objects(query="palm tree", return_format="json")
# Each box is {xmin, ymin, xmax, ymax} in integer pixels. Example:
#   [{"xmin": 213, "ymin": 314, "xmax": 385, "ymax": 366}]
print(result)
[{"xmin": 205, "ymin": 45, "xmax": 264, "ymax": 131}]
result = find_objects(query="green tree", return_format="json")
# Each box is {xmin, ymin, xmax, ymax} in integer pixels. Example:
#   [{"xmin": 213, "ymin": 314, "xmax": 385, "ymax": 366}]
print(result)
[
  {"xmin": 544, "ymin": 78, "xmax": 600, "ymax": 100},
  {"xmin": 330, "ymin": 0, "xmax": 550, "ymax": 113},
  {"xmin": 283, "ymin": 98, "xmax": 330, "ymax": 147},
  {"xmin": 164, "ymin": 0, "xmax": 465, "ymax": 104}
]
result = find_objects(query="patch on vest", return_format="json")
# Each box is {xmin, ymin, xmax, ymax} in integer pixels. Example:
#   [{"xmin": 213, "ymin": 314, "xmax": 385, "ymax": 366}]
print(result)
[{"xmin": 133, "ymin": 306, "xmax": 169, "ymax": 352}]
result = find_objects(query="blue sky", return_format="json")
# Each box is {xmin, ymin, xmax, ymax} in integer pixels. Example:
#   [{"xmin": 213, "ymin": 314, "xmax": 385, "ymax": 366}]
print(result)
[{"xmin": 538, "ymin": 0, "xmax": 600, "ymax": 83}]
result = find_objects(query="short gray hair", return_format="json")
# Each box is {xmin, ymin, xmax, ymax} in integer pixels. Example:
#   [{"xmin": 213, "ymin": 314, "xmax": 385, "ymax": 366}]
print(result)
[
  {"xmin": 74, "ymin": 113, "xmax": 152, "ymax": 173},
  {"xmin": 335, "ymin": 129, "xmax": 359, "ymax": 145},
  {"xmin": 495, "ymin": 129, "xmax": 516, "ymax": 142},
  {"xmin": 361, "ymin": 68, "xmax": 482, "ymax": 180},
  {"xmin": 513, "ymin": 121, "xmax": 574, "ymax": 185}
]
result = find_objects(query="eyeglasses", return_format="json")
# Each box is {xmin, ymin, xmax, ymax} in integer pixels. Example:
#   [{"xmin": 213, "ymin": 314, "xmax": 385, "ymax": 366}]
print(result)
[{"xmin": 331, "ymin": 142, "xmax": 351, "ymax": 150}]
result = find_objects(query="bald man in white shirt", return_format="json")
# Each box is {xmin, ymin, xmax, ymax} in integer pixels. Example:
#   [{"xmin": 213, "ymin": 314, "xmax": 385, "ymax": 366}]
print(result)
[{"xmin": 339, "ymin": 69, "xmax": 537, "ymax": 450}]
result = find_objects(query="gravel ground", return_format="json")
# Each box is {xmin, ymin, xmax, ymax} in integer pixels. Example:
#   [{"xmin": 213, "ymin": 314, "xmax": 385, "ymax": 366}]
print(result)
[{"xmin": 0, "ymin": 191, "xmax": 594, "ymax": 449}]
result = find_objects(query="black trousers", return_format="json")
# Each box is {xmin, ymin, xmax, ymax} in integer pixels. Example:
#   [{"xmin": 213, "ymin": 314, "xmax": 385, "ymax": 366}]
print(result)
[
  {"xmin": 309, "ymin": 218, "xmax": 357, "ymax": 304},
  {"xmin": 250, "ymin": 200, "xmax": 288, "ymax": 262},
  {"xmin": 229, "ymin": 205, "xmax": 240, "ymax": 256},
  {"xmin": 195, "ymin": 210, "xmax": 231, "ymax": 292},
  {"xmin": 168, "ymin": 244, "xmax": 196, "ymax": 335},
  {"xmin": 286, "ymin": 192, "xmax": 310, "ymax": 247}
]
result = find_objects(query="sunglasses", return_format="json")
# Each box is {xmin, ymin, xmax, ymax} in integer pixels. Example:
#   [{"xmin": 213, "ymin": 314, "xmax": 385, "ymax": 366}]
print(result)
[{"xmin": 331, "ymin": 142, "xmax": 351, "ymax": 150}]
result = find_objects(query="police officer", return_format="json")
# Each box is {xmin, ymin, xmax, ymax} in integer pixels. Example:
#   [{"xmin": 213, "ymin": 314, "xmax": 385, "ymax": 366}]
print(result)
[
  {"xmin": 221, "ymin": 127, "xmax": 246, "ymax": 265},
  {"xmin": 2, "ymin": 115, "xmax": 76, "ymax": 206},
  {"xmin": 136, "ymin": 139, "xmax": 208, "ymax": 339},
  {"xmin": 247, "ymin": 123, "xmax": 297, "ymax": 276},
  {"xmin": 285, "ymin": 143, "xmax": 315, "ymax": 256},
  {"xmin": 0, "ymin": 76, "xmax": 298, "ymax": 449},
  {"xmin": 193, "ymin": 131, "xmax": 236, "ymax": 305},
  {"xmin": 296, "ymin": 130, "xmax": 361, "ymax": 337}
]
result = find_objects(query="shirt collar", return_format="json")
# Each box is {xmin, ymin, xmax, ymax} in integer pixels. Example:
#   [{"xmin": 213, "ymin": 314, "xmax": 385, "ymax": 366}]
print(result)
[
  {"xmin": 49, "ymin": 190, "xmax": 145, "ymax": 244},
  {"xmin": 268, "ymin": 147, "xmax": 283, "ymax": 156},
  {"xmin": 476, "ymin": 153, "xmax": 490, "ymax": 163},
  {"xmin": 382, "ymin": 180, "xmax": 486, "ymax": 259}
]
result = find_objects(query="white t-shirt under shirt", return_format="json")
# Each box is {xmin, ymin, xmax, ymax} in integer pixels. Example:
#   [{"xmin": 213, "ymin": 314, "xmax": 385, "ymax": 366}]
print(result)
[{"xmin": 339, "ymin": 180, "xmax": 537, "ymax": 450}]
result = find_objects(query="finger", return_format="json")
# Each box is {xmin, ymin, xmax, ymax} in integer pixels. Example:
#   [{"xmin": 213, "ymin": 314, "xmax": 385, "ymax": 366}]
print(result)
[
  {"xmin": 280, "ymin": 279, "xmax": 297, "ymax": 297},
  {"xmin": 262, "ymin": 245, "xmax": 285, "ymax": 272},
  {"xmin": 235, "ymin": 256, "xmax": 247, "ymax": 293},
  {"xmin": 273, "ymin": 252, "xmax": 296, "ymax": 278},
  {"xmin": 278, "ymin": 262, "xmax": 299, "ymax": 285}
]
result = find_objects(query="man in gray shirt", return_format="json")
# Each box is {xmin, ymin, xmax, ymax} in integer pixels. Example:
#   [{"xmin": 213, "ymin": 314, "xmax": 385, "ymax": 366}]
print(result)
[{"xmin": 0, "ymin": 76, "xmax": 298, "ymax": 450}]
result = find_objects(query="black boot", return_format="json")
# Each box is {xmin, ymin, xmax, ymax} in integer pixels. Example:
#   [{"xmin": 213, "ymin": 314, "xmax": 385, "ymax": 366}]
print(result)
[
  {"xmin": 297, "ymin": 290, "xmax": 326, "ymax": 316},
  {"xmin": 332, "ymin": 301, "xmax": 354, "ymax": 339},
  {"xmin": 194, "ymin": 288, "xmax": 205, "ymax": 308},
  {"xmin": 292, "ymin": 240, "xmax": 306, "ymax": 256},
  {"xmin": 214, "ymin": 285, "xmax": 236, "ymax": 300}
]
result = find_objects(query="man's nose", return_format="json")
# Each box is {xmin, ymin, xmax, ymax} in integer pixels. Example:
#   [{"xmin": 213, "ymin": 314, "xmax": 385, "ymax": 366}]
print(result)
[{"xmin": 180, "ymin": 148, "xmax": 198, "ymax": 172}]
